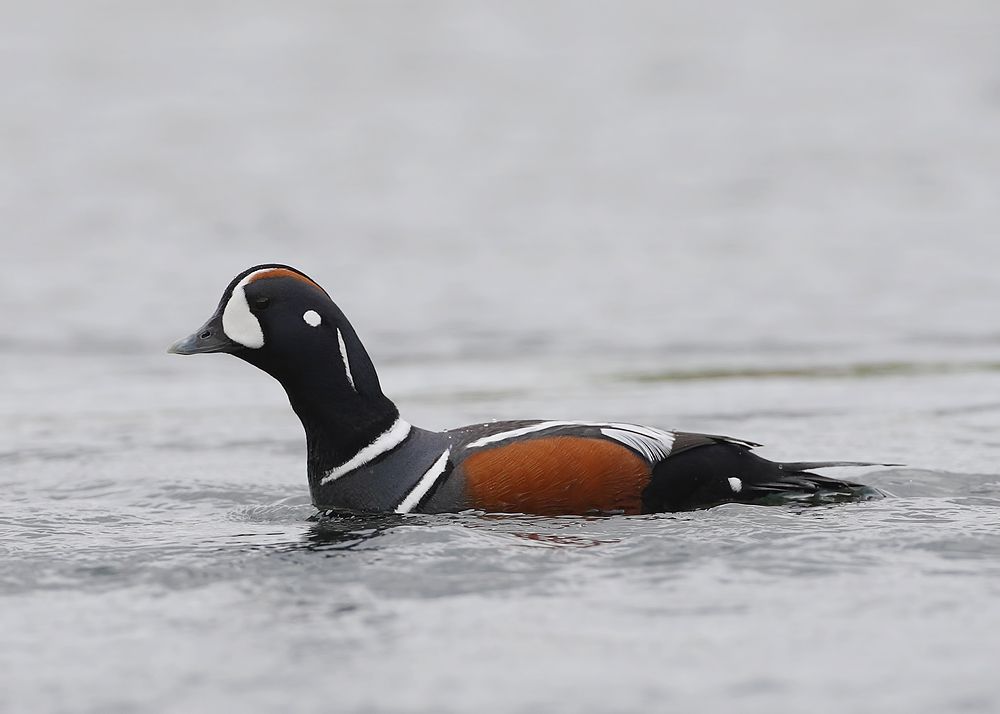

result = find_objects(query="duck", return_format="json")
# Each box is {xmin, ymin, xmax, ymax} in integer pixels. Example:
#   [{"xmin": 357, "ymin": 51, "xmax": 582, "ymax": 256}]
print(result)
[{"xmin": 169, "ymin": 264, "xmax": 878, "ymax": 516}]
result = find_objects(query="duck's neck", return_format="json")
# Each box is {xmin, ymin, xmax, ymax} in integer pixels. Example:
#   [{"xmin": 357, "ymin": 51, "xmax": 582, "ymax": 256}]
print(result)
[
  {"xmin": 280, "ymin": 372, "xmax": 403, "ymax": 482},
  {"xmin": 241, "ymin": 323, "xmax": 404, "ymax": 481}
]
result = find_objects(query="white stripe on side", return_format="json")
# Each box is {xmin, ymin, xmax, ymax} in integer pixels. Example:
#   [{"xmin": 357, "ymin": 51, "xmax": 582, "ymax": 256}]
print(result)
[
  {"xmin": 464, "ymin": 421, "xmax": 590, "ymax": 448},
  {"xmin": 320, "ymin": 418, "xmax": 412, "ymax": 485},
  {"xmin": 464, "ymin": 420, "xmax": 676, "ymax": 463},
  {"xmin": 337, "ymin": 329, "xmax": 356, "ymax": 391},
  {"xmin": 395, "ymin": 449, "xmax": 451, "ymax": 514}
]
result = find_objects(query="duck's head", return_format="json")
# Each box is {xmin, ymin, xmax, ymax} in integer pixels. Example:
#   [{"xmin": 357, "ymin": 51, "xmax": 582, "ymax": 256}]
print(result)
[{"xmin": 169, "ymin": 264, "xmax": 381, "ymax": 398}]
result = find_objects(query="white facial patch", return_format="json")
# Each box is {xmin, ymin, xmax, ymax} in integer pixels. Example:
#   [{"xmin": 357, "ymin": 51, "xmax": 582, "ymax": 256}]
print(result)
[
  {"xmin": 303, "ymin": 310, "xmax": 322, "ymax": 327},
  {"xmin": 728, "ymin": 477, "xmax": 743, "ymax": 493},
  {"xmin": 221, "ymin": 270, "xmax": 270, "ymax": 349}
]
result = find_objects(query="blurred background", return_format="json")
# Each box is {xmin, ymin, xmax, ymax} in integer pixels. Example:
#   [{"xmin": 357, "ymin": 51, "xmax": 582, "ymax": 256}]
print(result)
[
  {"xmin": 5, "ymin": 1, "xmax": 999, "ymax": 358},
  {"xmin": 2, "ymin": 2, "xmax": 1000, "ymax": 713}
]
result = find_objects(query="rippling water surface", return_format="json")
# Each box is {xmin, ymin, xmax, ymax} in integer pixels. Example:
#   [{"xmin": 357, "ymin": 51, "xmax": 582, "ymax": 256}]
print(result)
[{"xmin": 3, "ymin": 2, "xmax": 1000, "ymax": 712}]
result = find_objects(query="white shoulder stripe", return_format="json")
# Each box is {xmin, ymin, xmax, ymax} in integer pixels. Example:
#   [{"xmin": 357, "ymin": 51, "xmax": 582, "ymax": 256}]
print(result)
[
  {"xmin": 464, "ymin": 420, "xmax": 676, "ymax": 463},
  {"xmin": 395, "ymin": 449, "xmax": 451, "ymax": 514},
  {"xmin": 320, "ymin": 418, "xmax": 412, "ymax": 485}
]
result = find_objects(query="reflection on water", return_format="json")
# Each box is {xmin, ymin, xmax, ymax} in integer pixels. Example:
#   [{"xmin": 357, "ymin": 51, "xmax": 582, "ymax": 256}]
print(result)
[
  {"xmin": 303, "ymin": 512, "xmax": 620, "ymax": 551},
  {"xmin": 303, "ymin": 512, "xmax": 417, "ymax": 552}
]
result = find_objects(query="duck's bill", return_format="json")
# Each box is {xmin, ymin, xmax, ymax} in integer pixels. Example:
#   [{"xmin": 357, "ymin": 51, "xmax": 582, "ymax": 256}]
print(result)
[{"xmin": 168, "ymin": 315, "xmax": 238, "ymax": 355}]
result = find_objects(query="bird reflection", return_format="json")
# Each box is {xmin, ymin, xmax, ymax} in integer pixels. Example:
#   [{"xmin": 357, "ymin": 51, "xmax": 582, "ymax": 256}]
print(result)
[
  {"xmin": 300, "ymin": 510, "xmax": 422, "ymax": 551},
  {"xmin": 295, "ymin": 509, "xmax": 624, "ymax": 553}
]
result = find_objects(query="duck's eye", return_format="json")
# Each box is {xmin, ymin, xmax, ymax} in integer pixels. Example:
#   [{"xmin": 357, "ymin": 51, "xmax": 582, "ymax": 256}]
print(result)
[{"xmin": 251, "ymin": 296, "xmax": 271, "ymax": 311}]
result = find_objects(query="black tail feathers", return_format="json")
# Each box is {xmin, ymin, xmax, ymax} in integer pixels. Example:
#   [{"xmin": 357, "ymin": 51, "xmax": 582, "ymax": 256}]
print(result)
[{"xmin": 642, "ymin": 445, "xmax": 889, "ymax": 512}]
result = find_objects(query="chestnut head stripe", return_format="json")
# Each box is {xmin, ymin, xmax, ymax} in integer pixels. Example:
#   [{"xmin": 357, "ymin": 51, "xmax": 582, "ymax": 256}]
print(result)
[{"xmin": 247, "ymin": 267, "xmax": 329, "ymax": 296}]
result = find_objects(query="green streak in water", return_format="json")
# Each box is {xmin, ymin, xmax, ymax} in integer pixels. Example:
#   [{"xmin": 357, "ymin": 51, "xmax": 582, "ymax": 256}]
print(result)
[{"xmin": 624, "ymin": 361, "xmax": 1000, "ymax": 383}]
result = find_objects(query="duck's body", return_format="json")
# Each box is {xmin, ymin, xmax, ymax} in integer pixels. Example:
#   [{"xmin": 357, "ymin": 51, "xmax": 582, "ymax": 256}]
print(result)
[{"xmin": 170, "ymin": 264, "xmax": 876, "ymax": 516}]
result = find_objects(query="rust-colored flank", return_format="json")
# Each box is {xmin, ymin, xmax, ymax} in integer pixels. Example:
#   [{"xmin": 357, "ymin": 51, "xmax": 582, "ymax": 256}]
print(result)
[
  {"xmin": 249, "ymin": 268, "xmax": 328, "ymax": 296},
  {"xmin": 462, "ymin": 436, "xmax": 651, "ymax": 515}
]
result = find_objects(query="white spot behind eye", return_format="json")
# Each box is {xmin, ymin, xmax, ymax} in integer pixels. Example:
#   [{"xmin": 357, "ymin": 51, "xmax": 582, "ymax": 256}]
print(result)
[
  {"xmin": 303, "ymin": 310, "xmax": 322, "ymax": 327},
  {"xmin": 728, "ymin": 477, "xmax": 743, "ymax": 493}
]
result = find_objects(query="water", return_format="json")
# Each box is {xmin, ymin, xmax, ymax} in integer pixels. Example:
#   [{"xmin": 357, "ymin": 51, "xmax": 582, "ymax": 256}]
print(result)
[{"xmin": 3, "ymin": 1, "xmax": 1000, "ymax": 712}]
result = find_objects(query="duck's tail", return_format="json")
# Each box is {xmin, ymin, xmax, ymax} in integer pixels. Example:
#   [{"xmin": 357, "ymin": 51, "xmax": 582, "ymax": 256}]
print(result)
[{"xmin": 644, "ymin": 442, "xmax": 891, "ymax": 511}]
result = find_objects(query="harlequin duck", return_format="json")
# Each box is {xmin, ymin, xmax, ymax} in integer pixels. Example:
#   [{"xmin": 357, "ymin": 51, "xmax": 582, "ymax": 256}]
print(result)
[{"xmin": 169, "ymin": 264, "xmax": 879, "ymax": 516}]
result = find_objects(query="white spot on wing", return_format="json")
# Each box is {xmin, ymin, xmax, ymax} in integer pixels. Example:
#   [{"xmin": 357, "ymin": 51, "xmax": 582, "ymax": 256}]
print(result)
[
  {"xmin": 337, "ymin": 329, "xmax": 356, "ymax": 390},
  {"xmin": 320, "ymin": 418, "xmax": 412, "ymax": 485},
  {"xmin": 303, "ymin": 310, "xmax": 322, "ymax": 327},
  {"xmin": 395, "ymin": 449, "xmax": 451, "ymax": 514},
  {"xmin": 222, "ymin": 270, "xmax": 270, "ymax": 349},
  {"xmin": 728, "ymin": 477, "xmax": 743, "ymax": 493}
]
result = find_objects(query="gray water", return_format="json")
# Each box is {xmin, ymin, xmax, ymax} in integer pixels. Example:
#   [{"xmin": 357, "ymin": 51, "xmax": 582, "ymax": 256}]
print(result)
[{"xmin": 3, "ymin": 2, "xmax": 1000, "ymax": 712}]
